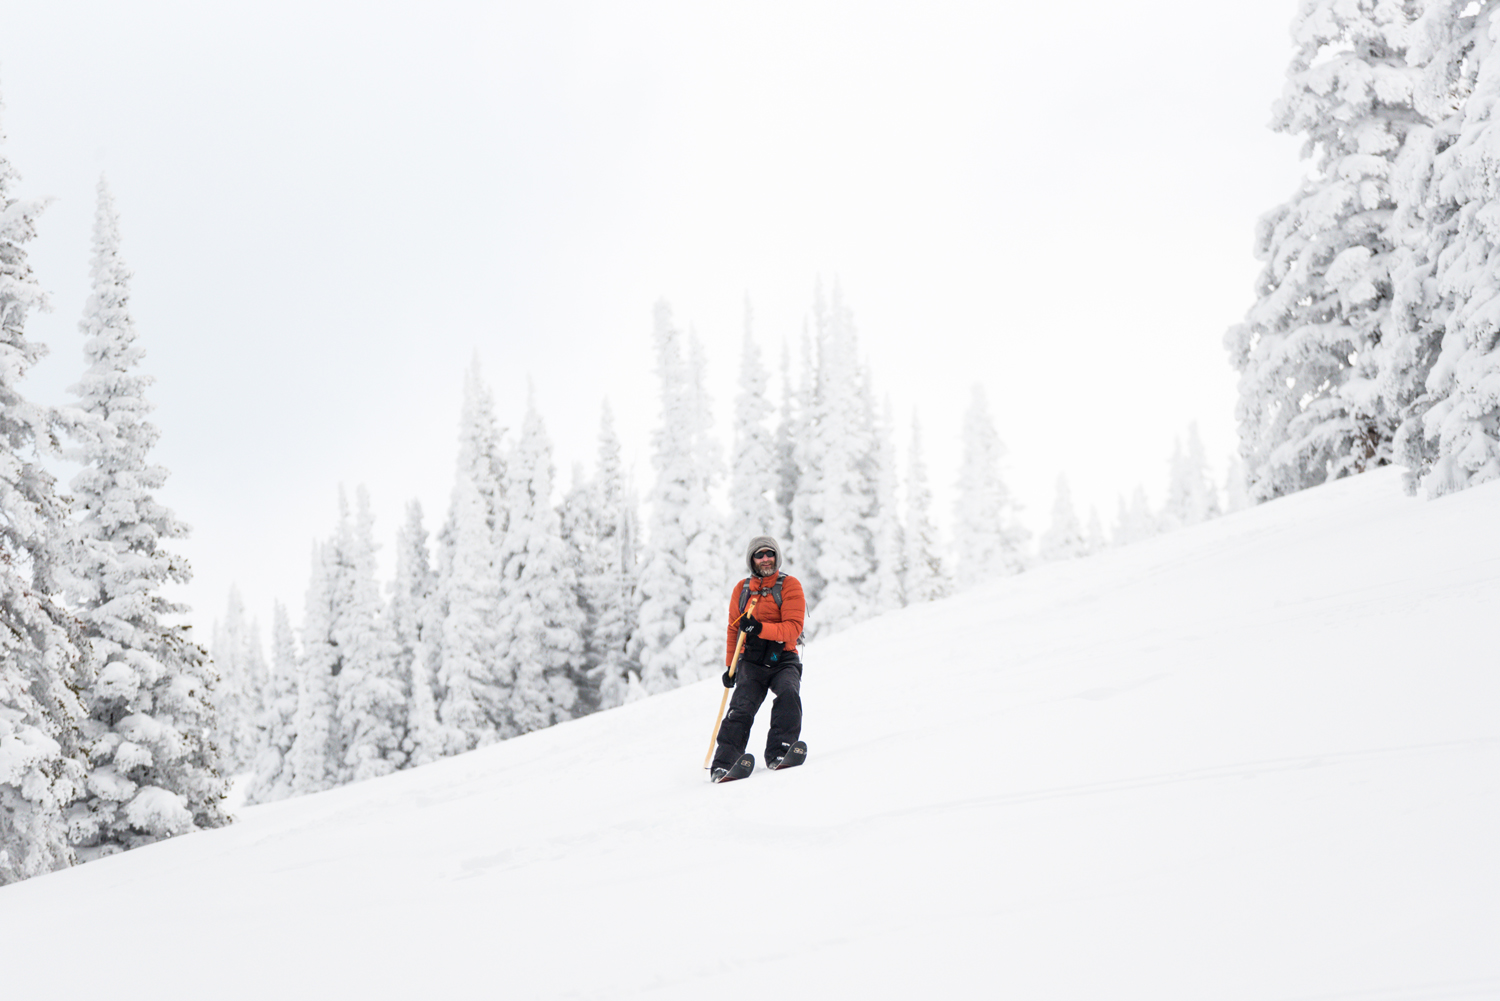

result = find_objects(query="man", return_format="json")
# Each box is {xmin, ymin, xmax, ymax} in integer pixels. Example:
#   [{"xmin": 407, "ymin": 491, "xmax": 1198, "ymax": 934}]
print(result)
[{"xmin": 710, "ymin": 535, "xmax": 806, "ymax": 780}]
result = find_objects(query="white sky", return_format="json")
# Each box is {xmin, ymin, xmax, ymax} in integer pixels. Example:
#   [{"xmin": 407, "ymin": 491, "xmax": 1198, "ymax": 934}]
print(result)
[{"xmin": 1, "ymin": 0, "xmax": 1304, "ymax": 639}]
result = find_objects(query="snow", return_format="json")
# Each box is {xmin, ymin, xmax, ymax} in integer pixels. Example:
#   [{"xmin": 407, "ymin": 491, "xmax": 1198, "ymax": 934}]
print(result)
[
  {"xmin": 1, "ymin": 468, "xmax": 1496, "ymax": 999},
  {"xmin": 122, "ymin": 787, "xmax": 194, "ymax": 836}
]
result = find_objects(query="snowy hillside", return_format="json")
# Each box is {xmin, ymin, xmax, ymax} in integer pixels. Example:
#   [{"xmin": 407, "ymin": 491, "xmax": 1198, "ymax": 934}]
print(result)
[{"xmin": 2, "ymin": 468, "xmax": 1496, "ymax": 1000}]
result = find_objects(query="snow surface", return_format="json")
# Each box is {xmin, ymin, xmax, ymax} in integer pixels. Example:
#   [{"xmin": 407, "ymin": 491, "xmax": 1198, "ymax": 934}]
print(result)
[{"xmin": 2, "ymin": 468, "xmax": 1496, "ymax": 1000}]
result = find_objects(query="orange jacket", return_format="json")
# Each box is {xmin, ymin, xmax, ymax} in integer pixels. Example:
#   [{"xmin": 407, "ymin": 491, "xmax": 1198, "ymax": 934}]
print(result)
[{"xmin": 724, "ymin": 574, "xmax": 805, "ymax": 667}]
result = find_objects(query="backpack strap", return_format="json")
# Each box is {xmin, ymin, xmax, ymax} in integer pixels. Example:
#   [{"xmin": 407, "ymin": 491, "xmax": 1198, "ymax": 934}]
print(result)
[{"xmin": 737, "ymin": 573, "xmax": 787, "ymax": 614}]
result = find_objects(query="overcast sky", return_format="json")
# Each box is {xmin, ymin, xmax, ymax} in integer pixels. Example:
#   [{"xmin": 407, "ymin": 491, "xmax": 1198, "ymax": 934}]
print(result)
[{"xmin": 2, "ymin": 0, "xmax": 1304, "ymax": 639}]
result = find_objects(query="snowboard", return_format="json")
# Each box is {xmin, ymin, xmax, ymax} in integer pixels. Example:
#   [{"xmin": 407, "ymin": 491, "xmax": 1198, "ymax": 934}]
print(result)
[
  {"xmin": 768, "ymin": 740, "xmax": 807, "ymax": 770},
  {"xmin": 711, "ymin": 752, "xmax": 755, "ymax": 783}
]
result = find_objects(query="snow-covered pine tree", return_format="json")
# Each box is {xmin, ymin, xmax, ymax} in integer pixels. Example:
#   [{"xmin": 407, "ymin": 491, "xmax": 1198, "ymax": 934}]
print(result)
[
  {"xmin": 1226, "ymin": 0, "xmax": 1420, "ymax": 501},
  {"xmin": 787, "ymin": 325, "xmax": 823, "ymax": 600},
  {"xmin": 801, "ymin": 283, "xmax": 879, "ymax": 637},
  {"xmin": 210, "ymin": 588, "xmax": 265, "ymax": 778},
  {"xmin": 902, "ymin": 414, "xmax": 946, "ymax": 604},
  {"xmin": 869, "ymin": 397, "xmax": 905, "ymax": 613},
  {"xmin": 1160, "ymin": 424, "xmax": 1223, "ymax": 531},
  {"xmin": 1407, "ymin": 2, "xmax": 1500, "ymax": 494},
  {"xmin": 558, "ymin": 465, "xmax": 597, "ymax": 709},
  {"xmin": 952, "ymin": 385, "xmax": 1028, "ymax": 588},
  {"xmin": 435, "ymin": 472, "xmax": 507, "ymax": 746},
  {"xmin": 1111, "ymin": 495, "xmax": 1131, "ymax": 547},
  {"xmin": 286, "ymin": 489, "xmax": 405, "ymax": 793},
  {"xmin": 333, "ymin": 488, "xmax": 405, "ymax": 782},
  {"xmin": 496, "ymin": 394, "xmax": 583, "ymax": 732},
  {"xmin": 1129, "ymin": 486, "xmax": 1156, "ymax": 543},
  {"xmin": 433, "ymin": 365, "xmax": 509, "ymax": 751},
  {"xmin": 289, "ymin": 544, "xmax": 339, "ymax": 795},
  {"xmin": 569, "ymin": 402, "xmax": 638, "ymax": 712},
  {"xmin": 61, "ymin": 178, "xmax": 226, "ymax": 859},
  {"xmin": 391, "ymin": 500, "xmax": 442, "ymax": 767},
  {"xmin": 772, "ymin": 340, "xmax": 800, "ymax": 557},
  {"xmin": 1038, "ymin": 475, "xmax": 1087, "ymax": 563},
  {"xmin": 730, "ymin": 298, "xmax": 782, "ymax": 548},
  {"xmin": 668, "ymin": 332, "xmax": 728, "ymax": 683},
  {"xmin": 243, "ymin": 601, "xmax": 297, "ymax": 804},
  {"xmin": 450, "ymin": 357, "xmax": 507, "ymax": 536},
  {"xmin": 1112, "ymin": 487, "xmax": 1157, "ymax": 548},
  {"xmin": 1381, "ymin": 2, "xmax": 1486, "ymax": 489},
  {"xmin": 614, "ymin": 489, "xmax": 643, "ymax": 688},
  {"xmin": 0, "ymin": 98, "xmax": 85, "ymax": 884},
  {"xmin": 1185, "ymin": 424, "xmax": 1223, "ymax": 523},
  {"xmin": 632, "ymin": 302, "xmax": 700, "ymax": 694},
  {"xmin": 1084, "ymin": 507, "xmax": 1107, "ymax": 555},
  {"xmin": 606, "ymin": 489, "xmax": 642, "ymax": 703},
  {"xmin": 1160, "ymin": 436, "xmax": 1191, "ymax": 534}
]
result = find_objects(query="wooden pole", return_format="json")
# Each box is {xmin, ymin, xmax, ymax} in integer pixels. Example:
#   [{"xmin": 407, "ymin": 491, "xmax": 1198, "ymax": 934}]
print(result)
[{"xmin": 703, "ymin": 595, "xmax": 759, "ymax": 768}]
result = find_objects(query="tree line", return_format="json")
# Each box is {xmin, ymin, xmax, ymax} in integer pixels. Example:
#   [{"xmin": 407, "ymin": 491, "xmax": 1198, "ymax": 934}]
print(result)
[
  {"xmin": 214, "ymin": 289, "xmax": 1248, "ymax": 810},
  {"xmin": 1, "ymin": 81, "xmax": 1243, "ymax": 886}
]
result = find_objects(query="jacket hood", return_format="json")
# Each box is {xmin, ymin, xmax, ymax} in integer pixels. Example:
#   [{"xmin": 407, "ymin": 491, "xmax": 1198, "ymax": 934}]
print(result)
[{"xmin": 745, "ymin": 535, "xmax": 782, "ymax": 576}]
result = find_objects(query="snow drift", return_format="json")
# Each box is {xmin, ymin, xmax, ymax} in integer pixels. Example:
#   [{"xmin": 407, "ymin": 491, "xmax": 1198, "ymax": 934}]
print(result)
[{"xmin": 1, "ymin": 468, "xmax": 1496, "ymax": 1000}]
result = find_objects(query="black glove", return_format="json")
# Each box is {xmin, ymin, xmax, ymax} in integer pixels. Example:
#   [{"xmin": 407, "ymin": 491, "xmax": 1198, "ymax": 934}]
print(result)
[
  {"xmin": 721, "ymin": 668, "xmax": 736, "ymax": 689},
  {"xmin": 738, "ymin": 616, "xmax": 762, "ymax": 638}
]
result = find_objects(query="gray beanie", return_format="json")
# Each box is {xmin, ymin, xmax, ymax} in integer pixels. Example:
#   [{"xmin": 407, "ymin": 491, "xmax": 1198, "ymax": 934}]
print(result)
[{"xmin": 745, "ymin": 535, "xmax": 782, "ymax": 576}]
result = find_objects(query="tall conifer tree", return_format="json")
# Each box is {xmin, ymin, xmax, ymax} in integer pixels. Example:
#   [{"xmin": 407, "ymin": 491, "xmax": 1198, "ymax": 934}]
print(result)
[
  {"xmin": 787, "ymin": 326, "xmax": 822, "ymax": 598},
  {"xmin": 952, "ymin": 385, "xmax": 1028, "ymax": 588},
  {"xmin": 435, "ymin": 472, "xmax": 505, "ymax": 747},
  {"xmin": 772, "ymin": 340, "xmax": 800, "ymax": 555},
  {"xmin": 1227, "ymin": 0, "xmax": 1419, "ymax": 499},
  {"xmin": 633, "ymin": 302, "xmax": 699, "ymax": 693},
  {"xmin": 210, "ymin": 588, "xmax": 266, "ymax": 777},
  {"xmin": 1381, "ymin": 2, "xmax": 1485, "ymax": 488},
  {"xmin": 730, "ymin": 298, "xmax": 781, "ymax": 548},
  {"xmin": 1406, "ymin": 2, "xmax": 1500, "ymax": 494},
  {"xmin": 0, "ymin": 92, "xmax": 84, "ymax": 884},
  {"xmin": 902, "ymin": 415, "xmax": 946, "ymax": 604},
  {"xmin": 671, "ymin": 333, "xmax": 728, "ymax": 682},
  {"xmin": 243, "ymin": 601, "xmax": 297, "ymax": 804},
  {"xmin": 1038, "ymin": 475, "xmax": 1087, "ymax": 563},
  {"xmin": 802, "ymin": 283, "xmax": 879, "ymax": 637},
  {"xmin": 434, "ymin": 366, "xmax": 508, "ymax": 750},
  {"xmin": 1160, "ymin": 424, "xmax": 1222, "ymax": 531},
  {"xmin": 496, "ymin": 395, "xmax": 583, "ymax": 732},
  {"xmin": 1084, "ymin": 507, "xmax": 1108, "ymax": 555},
  {"xmin": 868, "ymin": 396, "xmax": 905, "ymax": 613},
  {"xmin": 565, "ymin": 402, "xmax": 638, "ymax": 712},
  {"xmin": 1113, "ymin": 486, "xmax": 1157, "ymax": 547},
  {"xmin": 334, "ymin": 488, "xmax": 405, "ymax": 782},
  {"xmin": 63, "ymin": 179, "xmax": 225, "ymax": 858},
  {"xmin": 392, "ymin": 500, "xmax": 441, "ymax": 767},
  {"xmin": 290, "ymin": 544, "xmax": 339, "ymax": 795}
]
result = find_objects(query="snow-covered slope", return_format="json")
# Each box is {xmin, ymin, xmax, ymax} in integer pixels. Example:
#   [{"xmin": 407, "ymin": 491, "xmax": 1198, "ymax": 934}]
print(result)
[{"xmin": 3, "ymin": 468, "xmax": 1496, "ymax": 1000}]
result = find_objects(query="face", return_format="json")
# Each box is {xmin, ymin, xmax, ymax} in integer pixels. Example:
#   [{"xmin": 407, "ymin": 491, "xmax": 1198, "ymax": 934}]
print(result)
[{"xmin": 753, "ymin": 548, "xmax": 777, "ymax": 575}]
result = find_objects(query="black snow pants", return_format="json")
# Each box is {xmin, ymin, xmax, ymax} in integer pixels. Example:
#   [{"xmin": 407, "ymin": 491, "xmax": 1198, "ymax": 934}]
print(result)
[{"xmin": 712, "ymin": 655, "xmax": 801, "ymax": 771}]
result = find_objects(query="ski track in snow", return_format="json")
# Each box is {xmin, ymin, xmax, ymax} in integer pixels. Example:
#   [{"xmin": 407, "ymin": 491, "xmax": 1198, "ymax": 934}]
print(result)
[{"xmin": 1, "ymin": 468, "xmax": 1497, "ymax": 1000}]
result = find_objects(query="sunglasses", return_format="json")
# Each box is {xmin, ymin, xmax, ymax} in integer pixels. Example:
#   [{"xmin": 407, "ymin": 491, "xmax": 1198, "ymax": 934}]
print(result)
[{"xmin": 753, "ymin": 550, "xmax": 776, "ymax": 560}]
